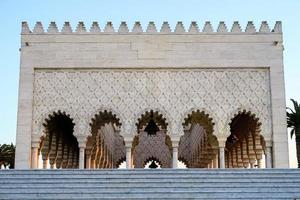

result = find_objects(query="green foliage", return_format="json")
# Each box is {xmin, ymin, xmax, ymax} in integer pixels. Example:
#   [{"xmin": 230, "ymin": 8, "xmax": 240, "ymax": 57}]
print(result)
[
  {"xmin": 287, "ymin": 99, "xmax": 300, "ymax": 138},
  {"xmin": 0, "ymin": 143, "xmax": 15, "ymax": 169}
]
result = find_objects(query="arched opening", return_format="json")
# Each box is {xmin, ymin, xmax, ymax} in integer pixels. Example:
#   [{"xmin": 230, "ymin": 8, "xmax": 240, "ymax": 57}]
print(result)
[
  {"xmin": 179, "ymin": 110, "xmax": 219, "ymax": 168},
  {"xmin": 86, "ymin": 110, "xmax": 125, "ymax": 169},
  {"xmin": 225, "ymin": 110, "xmax": 266, "ymax": 168},
  {"xmin": 144, "ymin": 157, "xmax": 162, "ymax": 169},
  {"xmin": 133, "ymin": 110, "xmax": 172, "ymax": 168},
  {"xmin": 40, "ymin": 111, "xmax": 79, "ymax": 169}
]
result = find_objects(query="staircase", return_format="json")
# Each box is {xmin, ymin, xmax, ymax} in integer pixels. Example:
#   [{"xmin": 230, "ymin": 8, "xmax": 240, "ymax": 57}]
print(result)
[{"xmin": 1, "ymin": 169, "xmax": 300, "ymax": 199}]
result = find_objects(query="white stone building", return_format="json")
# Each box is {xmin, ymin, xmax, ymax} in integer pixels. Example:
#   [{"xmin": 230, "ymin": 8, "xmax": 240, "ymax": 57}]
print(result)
[{"xmin": 15, "ymin": 21, "xmax": 289, "ymax": 169}]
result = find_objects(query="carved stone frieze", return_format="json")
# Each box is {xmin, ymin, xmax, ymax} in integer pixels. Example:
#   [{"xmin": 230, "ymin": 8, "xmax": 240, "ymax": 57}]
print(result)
[{"xmin": 33, "ymin": 68, "xmax": 271, "ymax": 140}]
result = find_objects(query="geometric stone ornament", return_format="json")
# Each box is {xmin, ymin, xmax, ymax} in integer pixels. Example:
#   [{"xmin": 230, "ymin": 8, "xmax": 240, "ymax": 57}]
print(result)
[{"xmin": 33, "ymin": 68, "xmax": 271, "ymax": 141}]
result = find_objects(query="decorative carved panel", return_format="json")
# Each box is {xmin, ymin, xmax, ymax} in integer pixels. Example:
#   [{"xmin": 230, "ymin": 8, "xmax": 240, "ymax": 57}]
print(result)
[{"xmin": 33, "ymin": 68, "xmax": 271, "ymax": 140}]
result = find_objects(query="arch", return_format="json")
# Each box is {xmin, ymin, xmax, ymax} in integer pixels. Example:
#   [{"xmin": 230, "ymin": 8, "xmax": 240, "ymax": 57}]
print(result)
[
  {"xmin": 179, "ymin": 109, "xmax": 219, "ymax": 168},
  {"xmin": 181, "ymin": 107, "xmax": 217, "ymax": 133},
  {"xmin": 132, "ymin": 110, "xmax": 172, "ymax": 168},
  {"xmin": 224, "ymin": 107, "xmax": 264, "ymax": 139},
  {"xmin": 86, "ymin": 109, "xmax": 125, "ymax": 169},
  {"xmin": 39, "ymin": 111, "xmax": 79, "ymax": 169},
  {"xmin": 143, "ymin": 157, "xmax": 163, "ymax": 168},
  {"xmin": 34, "ymin": 108, "xmax": 80, "ymax": 137},
  {"xmin": 87, "ymin": 107, "xmax": 124, "ymax": 136},
  {"xmin": 136, "ymin": 110, "xmax": 168, "ymax": 131},
  {"xmin": 133, "ymin": 108, "xmax": 172, "ymax": 134},
  {"xmin": 182, "ymin": 109, "xmax": 215, "ymax": 132},
  {"xmin": 225, "ymin": 109, "xmax": 265, "ymax": 168}
]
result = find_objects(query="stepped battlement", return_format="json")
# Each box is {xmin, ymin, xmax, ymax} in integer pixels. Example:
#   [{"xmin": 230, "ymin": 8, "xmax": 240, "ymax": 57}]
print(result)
[{"xmin": 21, "ymin": 21, "xmax": 282, "ymax": 34}]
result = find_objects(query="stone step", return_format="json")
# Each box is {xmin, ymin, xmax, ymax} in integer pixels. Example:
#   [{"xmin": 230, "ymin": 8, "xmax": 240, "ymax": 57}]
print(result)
[
  {"xmin": 1, "ymin": 169, "xmax": 300, "ymax": 175},
  {"xmin": 1, "ymin": 186, "xmax": 300, "ymax": 193},
  {"xmin": 3, "ymin": 178, "xmax": 300, "ymax": 184},
  {"xmin": 2, "ymin": 174, "xmax": 300, "ymax": 180},
  {"xmin": 2, "ymin": 183, "xmax": 300, "ymax": 188},
  {"xmin": 1, "ymin": 169, "xmax": 300, "ymax": 200},
  {"xmin": 1, "ymin": 191, "xmax": 299, "ymax": 200}
]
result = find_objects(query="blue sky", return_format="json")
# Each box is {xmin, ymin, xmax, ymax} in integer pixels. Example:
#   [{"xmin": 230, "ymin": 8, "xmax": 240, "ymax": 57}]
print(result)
[{"xmin": 0, "ymin": 0, "xmax": 299, "ymax": 147}]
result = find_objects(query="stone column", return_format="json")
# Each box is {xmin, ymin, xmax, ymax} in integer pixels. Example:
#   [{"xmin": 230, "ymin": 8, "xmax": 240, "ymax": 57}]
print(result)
[
  {"xmin": 79, "ymin": 147, "xmax": 85, "ymax": 169},
  {"xmin": 219, "ymin": 147, "xmax": 225, "ymax": 168},
  {"xmin": 171, "ymin": 137, "xmax": 180, "ymax": 169},
  {"xmin": 172, "ymin": 146, "xmax": 179, "ymax": 168},
  {"xmin": 31, "ymin": 135, "xmax": 41, "ymax": 169},
  {"xmin": 257, "ymin": 159, "xmax": 262, "ymax": 168},
  {"xmin": 265, "ymin": 142, "xmax": 273, "ymax": 168},
  {"xmin": 126, "ymin": 147, "xmax": 132, "ymax": 169},
  {"xmin": 31, "ymin": 147, "xmax": 39, "ymax": 169},
  {"xmin": 42, "ymin": 157, "xmax": 48, "ymax": 169},
  {"xmin": 31, "ymin": 140, "xmax": 40, "ymax": 169},
  {"xmin": 218, "ymin": 139, "xmax": 226, "ymax": 169},
  {"xmin": 77, "ymin": 135, "xmax": 87, "ymax": 169},
  {"xmin": 124, "ymin": 138, "xmax": 133, "ymax": 169}
]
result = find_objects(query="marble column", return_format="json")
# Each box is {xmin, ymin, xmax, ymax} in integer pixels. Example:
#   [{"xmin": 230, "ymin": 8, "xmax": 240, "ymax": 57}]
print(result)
[
  {"xmin": 31, "ymin": 147, "xmax": 39, "ymax": 169},
  {"xmin": 31, "ymin": 135, "xmax": 41, "ymax": 169},
  {"xmin": 171, "ymin": 137, "xmax": 180, "ymax": 169},
  {"xmin": 219, "ymin": 147, "xmax": 225, "ymax": 168},
  {"xmin": 125, "ymin": 139, "xmax": 133, "ymax": 169},
  {"xmin": 77, "ymin": 136, "xmax": 87, "ymax": 169},
  {"xmin": 172, "ymin": 146, "xmax": 178, "ymax": 168},
  {"xmin": 126, "ymin": 147, "xmax": 132, "ymax": 169},
  {"xmin": 217, "ymin": 138, "xmax": 226, "ymax": 169},
  {"xmin": 79, "ymin": 147, "xmax": 85, "ymax": 169}
]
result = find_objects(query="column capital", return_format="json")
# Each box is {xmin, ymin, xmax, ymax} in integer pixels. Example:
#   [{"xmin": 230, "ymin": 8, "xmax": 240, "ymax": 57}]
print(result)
[
  {"xmin": 124, "ymin": 139, "xmax": 133, "ymax": 148},
  {"xmin": 77, "ymin": 135, "xmax": 87, "ymax": 148},
  {"xmin": 218, "ymin": 138, "xmax": 227, "ymax": 148},
  {"xmin": 124, "ymin": 135, "xmax": 134, "ymax": 147},
  {"xmin": 171, "ymin": 135, "xmax": 181, "ymax": 148},
  {"xmin": 32, "ymin": 134, "xmax": 41, "ymax": 148}
]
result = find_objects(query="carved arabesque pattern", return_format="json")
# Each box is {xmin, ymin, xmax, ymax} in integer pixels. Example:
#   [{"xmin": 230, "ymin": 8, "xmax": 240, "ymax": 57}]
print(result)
[{"xmin": 33, "ymin": 69, "xmax": 271, "ymax": 140}]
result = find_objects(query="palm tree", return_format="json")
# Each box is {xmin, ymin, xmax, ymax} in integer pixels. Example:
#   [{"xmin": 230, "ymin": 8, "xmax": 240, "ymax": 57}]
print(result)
[
  {"xmin": 287, "ymin": 99, "xmax": 300, "ymax": 168},
  {"xmin": 0, "ymin": 143, "xmax": 15, "ymax": 169}
]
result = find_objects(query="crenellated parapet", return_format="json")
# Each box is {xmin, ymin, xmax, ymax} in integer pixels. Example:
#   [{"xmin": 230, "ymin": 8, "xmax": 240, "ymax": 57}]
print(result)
[{"xmin": 21, "ymin": 21, "xmax": 282, "ymax": 34}]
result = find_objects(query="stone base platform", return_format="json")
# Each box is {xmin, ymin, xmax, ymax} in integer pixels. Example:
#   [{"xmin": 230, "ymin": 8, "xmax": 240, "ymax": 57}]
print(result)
[{"xmin": 1, "ymin": 169, "xmax": 300, "ymax": 199}]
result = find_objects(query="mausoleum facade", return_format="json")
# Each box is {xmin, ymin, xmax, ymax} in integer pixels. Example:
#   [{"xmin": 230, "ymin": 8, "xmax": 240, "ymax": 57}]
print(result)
[{"xmin": 15, "ymin": 21, "xmax": 289, "ymax": 169}]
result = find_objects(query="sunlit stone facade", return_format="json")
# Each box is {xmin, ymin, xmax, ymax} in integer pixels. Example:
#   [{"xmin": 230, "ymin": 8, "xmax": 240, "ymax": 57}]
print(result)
[{"xmin": 15, "ymin": 21, "xmax": 289, "ymax": 169}]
